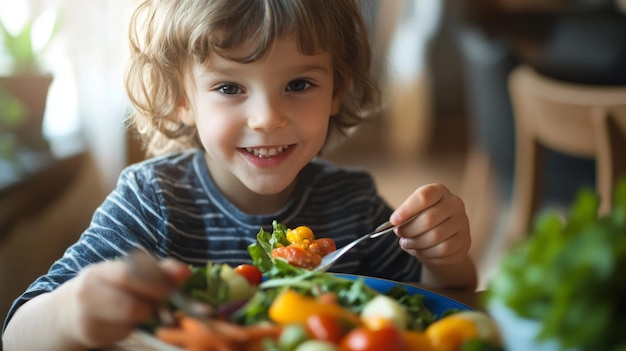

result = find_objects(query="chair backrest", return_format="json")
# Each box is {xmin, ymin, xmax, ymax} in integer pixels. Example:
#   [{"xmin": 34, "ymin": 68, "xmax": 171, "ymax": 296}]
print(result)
[
  {"xmin": 509, "ymin": 65, "xmax": 626, "ymax": 159},
  {"xmin": 508, "ymin": 64, "xmax": 626, "ymax": 221}
]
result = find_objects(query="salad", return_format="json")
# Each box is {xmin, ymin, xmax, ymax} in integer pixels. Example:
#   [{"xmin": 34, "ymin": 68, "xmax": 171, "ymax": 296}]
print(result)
[
  {"xmin": 147, "ymin": 221, "xmax": 502, "ymax": 351},
  {"xmin": 248, "ymin": 220, "xmax": 336, "ymax": 270}
]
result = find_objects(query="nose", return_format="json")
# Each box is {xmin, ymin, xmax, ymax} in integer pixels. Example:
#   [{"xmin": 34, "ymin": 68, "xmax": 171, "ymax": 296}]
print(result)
[{"xmin": 247, "ymin": 95, "xmax": 289, "ymax": 133}]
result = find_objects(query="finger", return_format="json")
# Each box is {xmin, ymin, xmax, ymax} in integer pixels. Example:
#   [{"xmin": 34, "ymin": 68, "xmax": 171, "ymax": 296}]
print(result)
[
  {"xmin": 101, "ymin": 259, "xmax": 171, "ymax": 302},
  {"xmin": 84, "ymin": 324, "xmax": 136, "ymax": 349},
  {"xmin": 73, "ymin": 297, "xmax": 145, "ymax": 349},
  {"xmin": 398, "ymin": 217, "xmax": 459, "ymax": 250},
  {"xmin": 415, "ymin": 243, "xmax": 470, "ymax": 265},
  {"xmin": 95, "ymin": 279, "xmax": 156, "ymax": 323},
  {"xmin": 416, "ymin": 232, "xmax": 469, "ymax": 258},
  {"xmin": 395, "ymin": 205, "xmax": 451, "ymax": 239},
  {"xmin": 391, "ymin": 183, "xmax": 448, "ymax": 224},
  {"xmin": 74, "ymin": 318, "xmax": 138, "ymax": 350},
  {"xmin": 403, "ymin": 233, "xmax": 470, "ymax": 265},
  {"xmin": 123, "ymin": 250, "xmax": 174, "ymax": 299},
  {"xmin": 159, "ymin": 258, "xmax": 192, "ymax": 287},
  {"xmin": 79, "ymin": 263, "xmax": 159, "ymax": 322}
]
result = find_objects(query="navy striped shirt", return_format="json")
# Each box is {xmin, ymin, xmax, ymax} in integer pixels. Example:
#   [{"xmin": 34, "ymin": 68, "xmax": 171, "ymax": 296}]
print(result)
[{"xmin": 4, "ymin": 149, "xmax": 421, "ymax": 330}]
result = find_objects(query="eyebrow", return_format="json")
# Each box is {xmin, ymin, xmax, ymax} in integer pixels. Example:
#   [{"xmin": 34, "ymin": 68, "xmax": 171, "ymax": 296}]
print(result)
[
  {"xmin": 292, "ymin": 63, "xmax": 331, "ymax": 74},
  {"xmin": 198, "ymin": 62, "xmax": 331, "ymax": 77}
]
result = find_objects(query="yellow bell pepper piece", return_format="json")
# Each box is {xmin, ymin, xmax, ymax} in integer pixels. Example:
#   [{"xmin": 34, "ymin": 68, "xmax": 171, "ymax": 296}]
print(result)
[
  {"xmin": 425, "ymin": 314, "xmax": 479, "ymax": 351},
  {"xmin": 404, "ymin": 331, "xmax": 435, "ymax": 351},
  {"xmin": 268, "ymin": 289, "xmax": 361, "ymax": 326},
  {"xmin": 286, "ymin": 226, "xmax": 315, "ymax": 245}
]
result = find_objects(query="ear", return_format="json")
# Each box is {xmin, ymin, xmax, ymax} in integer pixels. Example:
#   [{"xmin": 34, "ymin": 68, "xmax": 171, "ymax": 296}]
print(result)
[
  {"xmin": 177, "ymin": 97, "xmax": 196, "ymax": 127},
  {"xmin": 330, "ymin": 71, "xmax": 352, "ymax": 116}
]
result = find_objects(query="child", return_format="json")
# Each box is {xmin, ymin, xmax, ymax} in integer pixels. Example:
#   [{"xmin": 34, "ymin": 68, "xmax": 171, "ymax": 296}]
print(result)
[{"xmin": 2, "ymin": 0, "xmax": 477, "ymax": 349}]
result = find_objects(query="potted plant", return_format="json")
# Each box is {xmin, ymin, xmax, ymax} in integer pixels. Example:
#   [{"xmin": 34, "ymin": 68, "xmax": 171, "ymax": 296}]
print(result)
[
  {"xmin": 0, "ymin": 11, "xmax": 59, "ymax": 176},
  {"xmin": 486, "ymin": 179, "xmax": 626, "ymax": 351}
]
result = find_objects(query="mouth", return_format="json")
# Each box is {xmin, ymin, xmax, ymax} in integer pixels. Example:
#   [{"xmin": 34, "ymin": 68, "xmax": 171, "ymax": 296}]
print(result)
[{"xmin": 244, "ymin": 145, "xmax": 291, "ymax": 158}]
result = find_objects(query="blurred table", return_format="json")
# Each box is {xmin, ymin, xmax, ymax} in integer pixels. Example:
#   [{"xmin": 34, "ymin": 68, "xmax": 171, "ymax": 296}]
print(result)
[{"xmin": 423, "ymin": 286, "xmax": 485, "ymax": 310}]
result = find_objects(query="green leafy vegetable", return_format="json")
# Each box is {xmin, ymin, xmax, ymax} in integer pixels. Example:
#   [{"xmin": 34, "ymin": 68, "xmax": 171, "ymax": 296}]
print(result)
[
  {"xmin": 182, "ymin": 261, "xmax": 230, "ymax": 306},
  {"xmin": 488, "ymin": 179, "xmax": 626, "ymax": 350},
  {"xmin": 461, "ymin": 339, "xmax": 504, "ymax": 351},
  {"xmin": 231, "ymin": 258, "xmax": 381, "ymax": 325},
  {"xmin": 386, "ymin": 285, "xmax": 436, "ymax": 330},
  {"xmin": 235, "ymin": 221, "xmax": 440, "ymax": 330},
  {"xmin": 174, "ymin": 220, "xmax": 449, "ymax": 333},
  {"xmin": 248, "ymin": 220, "xmax": 290, "ymax": 271}
]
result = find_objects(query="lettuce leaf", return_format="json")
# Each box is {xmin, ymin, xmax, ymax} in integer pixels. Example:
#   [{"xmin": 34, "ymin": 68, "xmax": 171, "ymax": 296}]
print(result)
[
  {"xmin": 488, "ymin": 179, "xmax": 626, "ymax": 350},
  {"xmin": 248, "ymin": 220, "xmax": 290, "ymax": 271}
]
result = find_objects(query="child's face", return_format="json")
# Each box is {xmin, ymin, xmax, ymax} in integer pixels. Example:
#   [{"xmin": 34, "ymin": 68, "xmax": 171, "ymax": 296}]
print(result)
[{"xmin": 179, "ymin": 36, "xmax": 342, "ymax": 212}]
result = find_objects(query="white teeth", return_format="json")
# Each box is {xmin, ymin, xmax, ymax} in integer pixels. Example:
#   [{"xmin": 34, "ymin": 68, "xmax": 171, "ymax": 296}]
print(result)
[{"xmin": 245, "ymin": 146, "xmax": 288, "ymax": 157}]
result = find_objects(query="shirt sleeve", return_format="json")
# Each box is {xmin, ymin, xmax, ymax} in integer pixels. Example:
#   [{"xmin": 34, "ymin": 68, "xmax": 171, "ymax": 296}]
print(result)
[{"xmin": 2, "ymin": 165, "xmax": 165, "ymax": 333}]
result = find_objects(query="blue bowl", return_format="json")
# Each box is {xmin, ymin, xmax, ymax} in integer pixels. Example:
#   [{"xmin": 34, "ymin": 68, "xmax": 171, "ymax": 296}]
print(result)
[{"xmin": 334, "ymin": 274, "xmax": 473, "ymax": 318}]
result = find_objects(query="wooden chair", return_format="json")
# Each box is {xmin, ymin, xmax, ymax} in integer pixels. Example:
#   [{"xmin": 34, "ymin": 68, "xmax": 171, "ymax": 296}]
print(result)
[{"xmin": 507, "ymin": 65, "xmax": 626, "ymax": 240}]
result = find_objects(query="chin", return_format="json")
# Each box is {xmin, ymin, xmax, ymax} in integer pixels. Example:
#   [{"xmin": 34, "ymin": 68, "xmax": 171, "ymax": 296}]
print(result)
[
  {"xmin": 249, "ymin": 184, "xmax": 291, "ymax": 196},
  {"xmin": 245, "ymin": 178, "xmax": 295, "ymax": 197}
]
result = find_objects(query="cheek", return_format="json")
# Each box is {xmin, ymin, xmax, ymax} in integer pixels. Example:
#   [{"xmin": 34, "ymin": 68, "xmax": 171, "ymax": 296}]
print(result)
[
  {"xmin": 301, "ymin": 106, "xmax": 331, "ymax": 138},
  {"xmin": 298, "ymin": 118, "xmax": 330, "ymax": 155},
  {"xmin": 194, "ymin": 111, "xmax": 241, "ymax": 148},
  {"xmin": 306, "ymin": 119, "xmax": 330, "ymax": 141}
]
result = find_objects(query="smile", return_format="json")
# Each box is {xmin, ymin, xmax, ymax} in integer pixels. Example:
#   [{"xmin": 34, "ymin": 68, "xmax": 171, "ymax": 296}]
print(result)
[{"xmin": 245, "ymin": 145, "xmax": 290, "ymax": 158}]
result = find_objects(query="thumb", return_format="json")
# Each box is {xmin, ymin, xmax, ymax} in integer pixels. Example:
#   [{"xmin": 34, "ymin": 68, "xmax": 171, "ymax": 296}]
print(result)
[{"xmin": 159, "ymin": 258, "xmax": 191, "ymax": 287}]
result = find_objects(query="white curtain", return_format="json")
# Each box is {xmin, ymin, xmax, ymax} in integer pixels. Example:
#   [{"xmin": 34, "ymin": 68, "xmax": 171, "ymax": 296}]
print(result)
[{"xmin": 53, "ymin": 0, "xmax": 131, "ymax": 189}]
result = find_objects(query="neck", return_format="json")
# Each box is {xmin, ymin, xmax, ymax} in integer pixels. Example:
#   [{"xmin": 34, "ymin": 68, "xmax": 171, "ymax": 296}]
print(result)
[{"xmin": 204, "ymin": 155, "xmax": 296, "ymax": 215}]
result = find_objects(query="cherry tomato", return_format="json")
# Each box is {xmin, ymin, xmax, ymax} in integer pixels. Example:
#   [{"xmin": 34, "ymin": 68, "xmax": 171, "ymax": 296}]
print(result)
[
  {"xmin": 312, "ymin": 238, "xmax": 337, "ymax": 256},
  {"xmin": 271, "ymin": 246, "xmax": 322, "ymax": 269},
  {"xmin": 306, "ymin": 313, "xmax": 345, "ymax": 344},
  {"xmin": 317, "ymin": 292, "xmax": 338, "ymax": 305},
  {"xmin": 340, "ymin": 325, "xmax": 406, "ymax": 351},
  {"xmin": 233, "ymin": 264, "xmax": 263, "ymax": 285}
]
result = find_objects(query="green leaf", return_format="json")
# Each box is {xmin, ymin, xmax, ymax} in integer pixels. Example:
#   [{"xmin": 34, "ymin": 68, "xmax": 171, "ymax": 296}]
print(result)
[
  {"xmin": 0, "ymin": 12, "xmax": 61, "ymax": 73},
  {"xmin": 385, "ymin": 285, "xmax": 435, "ymax": 330},
  {"xmin": 615, "ymin": 177, "xmax": 626, "ymax": 211},
  {"xmin": 487, "ymin": 179, "xmax": 626, "ymax": 350},
  {"xmin": 248, "ymin": 242, "xmax": 272, "ymax": 272},
  {"xmin": 247, "ymin": 221, "xmax": 292, "ymax": 273},
  {"xmin": 566, "ymin": 187, "xmax": 598, "ymax": 233},
  {"xmin": 0, "ymin": 92, "xmax": 28, "ymax": 128},
  {"xmin": 461, "ymin": 339, "xmax": 504, "ymax": 351}
]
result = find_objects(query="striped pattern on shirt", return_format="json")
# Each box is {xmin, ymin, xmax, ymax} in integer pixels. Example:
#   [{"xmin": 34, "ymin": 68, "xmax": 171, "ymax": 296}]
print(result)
[{"xmin": 4, "ymin": 149, "xmax": 421, "ymax": 330}]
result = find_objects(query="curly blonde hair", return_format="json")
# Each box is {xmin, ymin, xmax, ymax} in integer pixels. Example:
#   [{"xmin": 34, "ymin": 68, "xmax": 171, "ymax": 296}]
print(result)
[{"xmin": 125, "ymin": 0, "xmax": 380, "ymax": 157}]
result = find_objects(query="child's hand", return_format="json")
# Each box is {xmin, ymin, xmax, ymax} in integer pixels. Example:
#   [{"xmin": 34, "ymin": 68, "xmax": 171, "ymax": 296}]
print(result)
[
  {"xmin": 391, "ymin": 183, "xmax": 471, "ymax": 267},
  {"xmin": 57, "ymin": 256, "xmax": 190, "ymax": 348}
]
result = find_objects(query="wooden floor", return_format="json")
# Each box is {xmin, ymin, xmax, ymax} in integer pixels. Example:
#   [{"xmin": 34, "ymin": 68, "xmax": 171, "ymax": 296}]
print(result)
[{"xmin": 324, "ymin": 115, "xmax": 511, "ymax": 290}]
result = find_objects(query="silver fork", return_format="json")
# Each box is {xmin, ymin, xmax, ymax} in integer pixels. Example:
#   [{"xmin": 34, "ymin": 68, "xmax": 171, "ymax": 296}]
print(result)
[{"xmin": 313, "ymin": 214, "xmax": 418, "ymax": 272}]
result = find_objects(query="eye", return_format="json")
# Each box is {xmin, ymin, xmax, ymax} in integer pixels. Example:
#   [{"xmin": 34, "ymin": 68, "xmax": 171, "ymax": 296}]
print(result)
[
  {"xmin": 286, "ymin": 79, "xmax": 312, "ymax": 92},
  {"xmin": 217, "ymin": 84, "xmax": 242, "ymax": 95}
]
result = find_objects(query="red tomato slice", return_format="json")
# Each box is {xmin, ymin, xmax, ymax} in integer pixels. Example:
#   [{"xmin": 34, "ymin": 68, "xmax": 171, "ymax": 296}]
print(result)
[
  {"xmin": 340, "ymin": 325, "xmax": 406, "ymax": 351},
  {"xmin": 306, "ymin": 313, "xmax": 346, "ymax": 344},
  {"xmin": 233, "ymin": 264, "xmax": 263, "ymax": 285},
  {"xmin": 314, "ymin": 238, "xmax": 337, "ymax": 256},
  {"xmin": 271, "ymin": 246, "xmax": 322, "ymax": 269}
]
